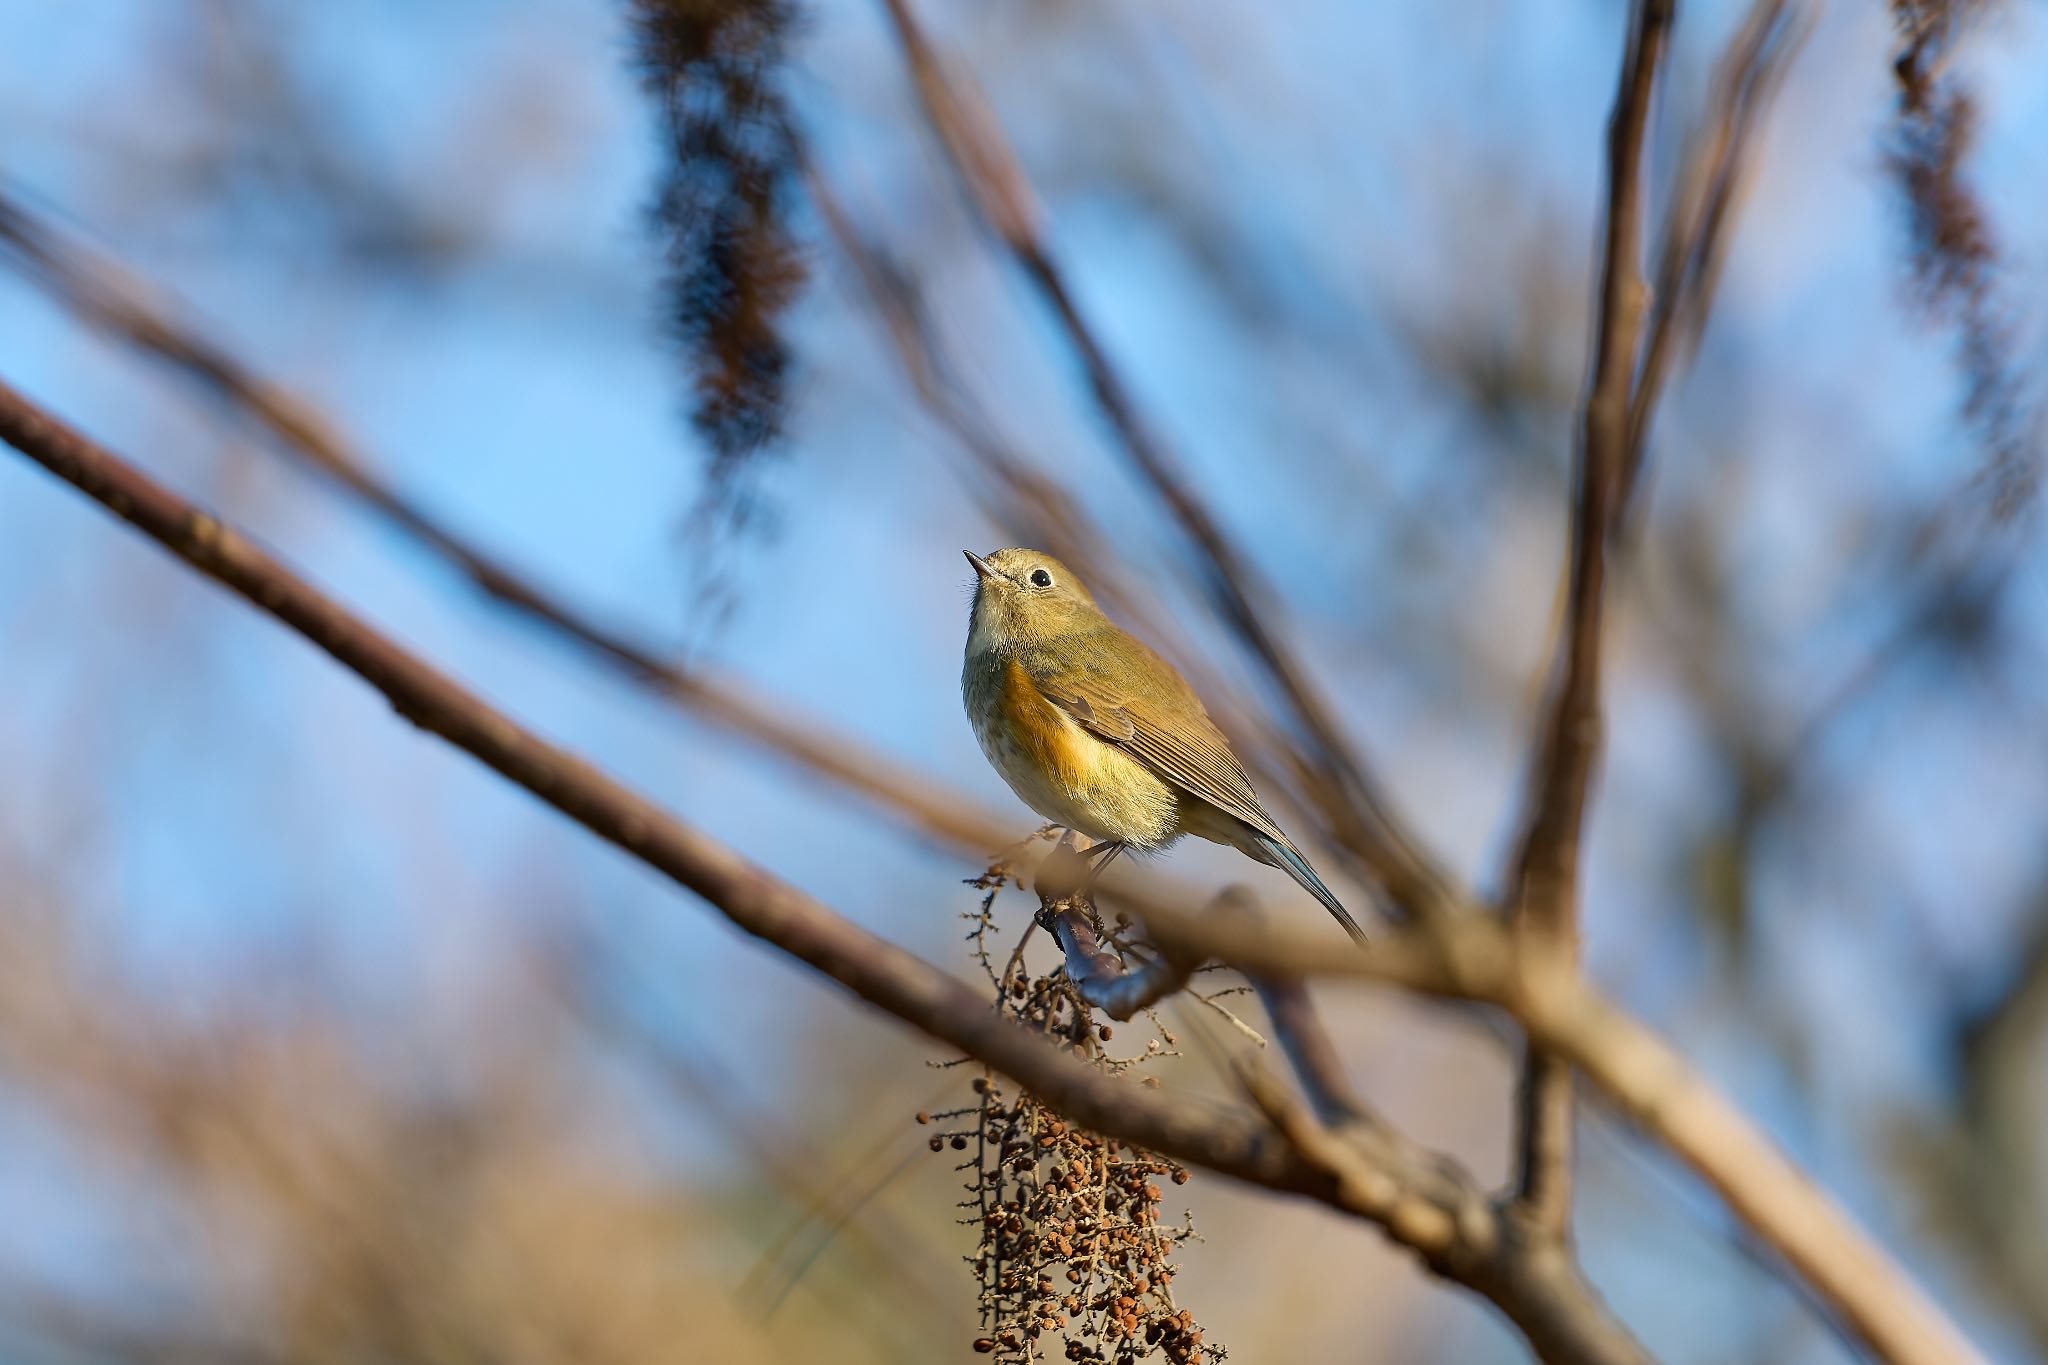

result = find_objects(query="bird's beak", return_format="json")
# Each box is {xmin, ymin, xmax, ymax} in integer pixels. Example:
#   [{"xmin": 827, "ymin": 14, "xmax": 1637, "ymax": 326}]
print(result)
[{"xmin": 964, "ymin": 550, "xmax": 999, "ymax": 582}]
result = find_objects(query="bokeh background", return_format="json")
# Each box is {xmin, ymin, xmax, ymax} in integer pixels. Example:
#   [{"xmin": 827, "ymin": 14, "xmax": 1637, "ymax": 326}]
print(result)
[{"xmin": 2, "ymin": 0, "xmax": 2046, "ymax": 1361}]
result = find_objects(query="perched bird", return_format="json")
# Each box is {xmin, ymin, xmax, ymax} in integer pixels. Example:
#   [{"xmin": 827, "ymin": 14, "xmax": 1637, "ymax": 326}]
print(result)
[{"xmin": 962, "ymin": 547, "xmax": 1365, "ymax": 944}]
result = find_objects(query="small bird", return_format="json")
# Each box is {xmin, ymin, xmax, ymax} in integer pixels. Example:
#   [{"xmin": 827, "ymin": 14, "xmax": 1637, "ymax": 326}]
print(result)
[{"xmin": 962, "ymin": 547, "xmax": 1365, "ymax": 944}]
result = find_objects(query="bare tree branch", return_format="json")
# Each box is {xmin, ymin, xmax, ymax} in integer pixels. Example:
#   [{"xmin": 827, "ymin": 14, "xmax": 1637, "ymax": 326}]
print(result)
[
  {"xmin": 1503, "ymin": 0, "xmax": 1806, "ymax": 1248},
  {"xmin": 1501, "ymin": 0, "xmax": 1674, "ymax": 1238},
  {"xmin": 0, "ymin": 188, "xmax": 1014, "ymax": 859},
  {"xmin": 0, "ymin": 373, "xmax": 1291, "ymax": 1190},
  {"xmin": 1249, "ymin": 974, "xmax": 1376, "ymax": 1130},
  {"xmin": 0, "ymin": 376, "xmax": 1657, "ymax": 1365}
]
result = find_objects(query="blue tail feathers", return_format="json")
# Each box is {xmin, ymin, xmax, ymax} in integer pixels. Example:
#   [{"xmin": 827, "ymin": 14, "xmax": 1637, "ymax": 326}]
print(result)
[{"xmin": 1253, "ymin": 833, "xmax": 1368, "ymax": 946}]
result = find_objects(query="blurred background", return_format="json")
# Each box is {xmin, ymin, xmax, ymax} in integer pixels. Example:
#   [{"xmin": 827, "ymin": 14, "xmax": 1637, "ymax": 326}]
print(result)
[{"xmin": 1, "ymin": 0, "xmax": 2046, "ymax": 1360}]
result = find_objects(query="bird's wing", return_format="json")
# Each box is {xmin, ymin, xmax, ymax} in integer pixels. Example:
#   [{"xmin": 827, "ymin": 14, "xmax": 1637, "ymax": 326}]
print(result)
[{"xmin": 1025, "ymin": 638, "xmax": 1285, "ymax": 843}]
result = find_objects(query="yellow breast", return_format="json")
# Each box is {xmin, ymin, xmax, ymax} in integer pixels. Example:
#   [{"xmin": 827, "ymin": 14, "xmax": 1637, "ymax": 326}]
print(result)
[{"xmin": 997, "ymin": 658, "xmax": 1094, "ymax": 787}]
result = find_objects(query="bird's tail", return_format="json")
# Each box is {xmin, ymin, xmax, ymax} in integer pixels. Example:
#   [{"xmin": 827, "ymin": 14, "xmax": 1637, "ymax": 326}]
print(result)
[{"xmin": 1250, "ymin": 833, "xmax": 1368, "ymax": 946}]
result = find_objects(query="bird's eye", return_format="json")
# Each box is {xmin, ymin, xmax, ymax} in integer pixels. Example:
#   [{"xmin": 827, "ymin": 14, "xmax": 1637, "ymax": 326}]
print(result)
[{"xmin": 1029, "ymin": 568, "xmax": 1054, "ymax": 588}]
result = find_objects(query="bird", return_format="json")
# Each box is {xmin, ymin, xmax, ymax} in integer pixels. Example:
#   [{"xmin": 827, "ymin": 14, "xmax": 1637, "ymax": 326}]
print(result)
[{"xmin": 961, "ymin": 547, "xmax": 1365, "ymax": 944}]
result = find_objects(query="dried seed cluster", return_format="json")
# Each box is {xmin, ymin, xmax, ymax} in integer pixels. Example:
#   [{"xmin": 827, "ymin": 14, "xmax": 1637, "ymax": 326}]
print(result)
[{"xmin": 921, "ymin": 862, "xmax": 1223, "ymax": 1364}]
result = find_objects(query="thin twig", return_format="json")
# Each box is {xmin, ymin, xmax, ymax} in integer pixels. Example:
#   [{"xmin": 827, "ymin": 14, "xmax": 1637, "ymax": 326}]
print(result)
[
  {"xmin": 1187, "ymin": 988, "xmax": 1270, "ymax": 1050},
  {"xmin": 1250, "ymin": 975, "xmax": 1371, "ymax": 1129}
]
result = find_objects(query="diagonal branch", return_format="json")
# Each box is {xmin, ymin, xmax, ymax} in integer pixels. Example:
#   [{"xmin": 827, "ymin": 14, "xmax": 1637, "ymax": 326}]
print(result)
[
  {"xmin": 0, "ymin": 376, "xmax": 1650, "ymax": 1364},
  {"xmin": 1502, "ymin": 0, "xmax": 1674, "ymax": 1238},
  {"xmin": 873, "ymin": 0, "xmax": 1458, "ymax": 926},
  {"xmin": 0, "ymin": 372, "xmax": 1328, "ymax": 1200},
  {"xmin": 0, "ymin": 189, "xmax": 1013, "ymax": 859}
]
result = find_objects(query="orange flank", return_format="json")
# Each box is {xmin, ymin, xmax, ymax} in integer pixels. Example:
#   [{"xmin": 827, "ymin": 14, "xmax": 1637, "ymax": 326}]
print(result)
[{"xmin": 1001, "ymin": 656, "xmax": 1092, "ymax": 791}]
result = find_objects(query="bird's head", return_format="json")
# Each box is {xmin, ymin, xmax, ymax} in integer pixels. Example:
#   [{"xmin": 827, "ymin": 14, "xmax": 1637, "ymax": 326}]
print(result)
[{"xmin": 964, "ymin": 548, "xmax": 1100, "ymax": 654}]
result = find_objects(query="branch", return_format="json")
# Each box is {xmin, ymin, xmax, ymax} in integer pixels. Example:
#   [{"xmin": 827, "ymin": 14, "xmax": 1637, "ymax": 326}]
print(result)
[
  {"xmin": 0, "ymin": 377, "xmax": 1651, "ymax": 1362},
  {"xmin": 0, "ymin": 189, "xmax": 1013, "ymax": 859},
  {"xmin": 874, "ymin": 0, "xmax": 1459, "ymax": 926},
  {"xmin": 1135, "ymin": 904, "xmax": 1990, "ymax": 1365},
  {"xmin": 1250, "ymin": 974, "xmax": 1376, "ymax": 1129},
  {"xmin": 1502, "ymin": 0, "xmax": 1674, "ymax": 1237},
  {"xmin": 1510, "ymin": 0, "xmax": 1672, "ymax": 960}
]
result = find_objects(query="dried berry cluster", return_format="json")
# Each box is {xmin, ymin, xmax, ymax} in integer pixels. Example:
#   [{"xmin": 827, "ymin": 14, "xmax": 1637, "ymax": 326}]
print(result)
[{"xmin": 919, "ymin": 865, "xmax": 1223, "ymax": 1364}]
